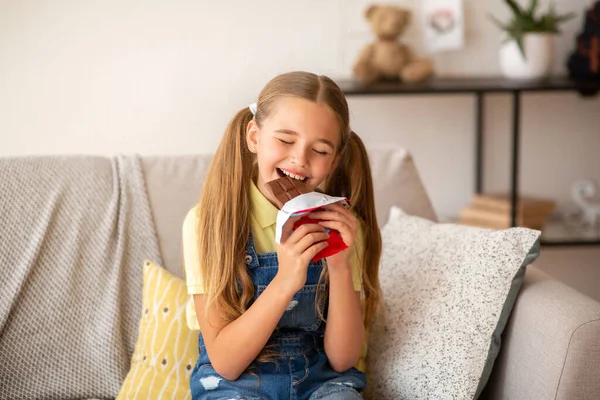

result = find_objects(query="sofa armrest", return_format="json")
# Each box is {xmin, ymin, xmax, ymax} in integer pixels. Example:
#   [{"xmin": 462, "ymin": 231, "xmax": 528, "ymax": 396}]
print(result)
[{"xmin": 482, "ymin": 266, "xmax": 600, "ymax": 400}]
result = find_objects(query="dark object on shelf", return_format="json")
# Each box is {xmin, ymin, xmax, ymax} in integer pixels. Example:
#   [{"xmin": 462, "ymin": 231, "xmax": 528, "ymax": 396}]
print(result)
[
  {"xmin": 567, "ymin": 1, "xmax": 600, "ymax": 89},
  {"xmin": 338, "ymin": 76, "xmax": 600, "ymax": 246}
]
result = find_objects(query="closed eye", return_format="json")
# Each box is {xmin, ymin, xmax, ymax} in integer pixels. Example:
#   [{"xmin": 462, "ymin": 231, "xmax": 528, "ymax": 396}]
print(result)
[{"xmin": 277, "ymin": 138, "xmax": 329, "ymax": 155}]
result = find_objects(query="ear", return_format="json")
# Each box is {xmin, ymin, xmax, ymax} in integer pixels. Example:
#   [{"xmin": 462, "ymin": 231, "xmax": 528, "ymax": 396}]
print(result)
[
  {"xmin": 365, "ymin": 5, "xmax": 378, "ymax": 20},
  {"xmin": 246, "ymin": 119, "xmax": 259, "ymax": 153}
]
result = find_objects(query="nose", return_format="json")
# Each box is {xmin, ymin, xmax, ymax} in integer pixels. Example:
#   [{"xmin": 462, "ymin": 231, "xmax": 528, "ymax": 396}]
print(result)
[{"xmin": 291, "ymin": 146, "xmax": 308, "ymax": 168}]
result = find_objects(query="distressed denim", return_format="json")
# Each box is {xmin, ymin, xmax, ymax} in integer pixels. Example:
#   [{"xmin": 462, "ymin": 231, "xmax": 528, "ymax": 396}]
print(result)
[{"xmin": 190, "ymin": 232, "xmax": 365, "ymax": 400}]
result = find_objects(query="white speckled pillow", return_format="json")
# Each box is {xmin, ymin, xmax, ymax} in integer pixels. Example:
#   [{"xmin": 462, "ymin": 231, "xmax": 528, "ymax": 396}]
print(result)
[{"xmin": 365, "ymin": 207, "xmax": 540, "ymax": 400}]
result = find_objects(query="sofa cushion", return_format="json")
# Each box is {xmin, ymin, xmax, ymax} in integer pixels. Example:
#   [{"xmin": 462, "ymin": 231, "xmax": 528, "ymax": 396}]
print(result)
[
  {"xmin": 142, "ymin": 146, "xmax": 437, "ymax": 278},
  {"xmin": 367, "ymin": 146, "xmax": 437, "ymax": 225},
  {"xmin": 142, "ymin": 155, "xmax": 212, "ymax": 278},
  {"xmin": 118, "ymin": 260, "xmax": 199, "ymax": 399},
  {"xmin": 364, "ymin": 207, "xmax": 540, "ymax": 400}
]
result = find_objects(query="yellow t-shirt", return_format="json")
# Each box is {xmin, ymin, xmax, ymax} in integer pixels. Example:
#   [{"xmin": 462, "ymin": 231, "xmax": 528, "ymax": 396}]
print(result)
[{"xmin": 182, "ymin": 180, "xmax": 367, "ymax": 371}]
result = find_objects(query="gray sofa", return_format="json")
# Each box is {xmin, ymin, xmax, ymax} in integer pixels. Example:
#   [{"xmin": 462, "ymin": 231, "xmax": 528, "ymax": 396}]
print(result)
[
  {"xmin": 1, "ymin": 146, "xmax": 599, "ymax": 399},
  {"xmin": 142, "ymin": 146, "xmax": 600, "ymax": 400}
]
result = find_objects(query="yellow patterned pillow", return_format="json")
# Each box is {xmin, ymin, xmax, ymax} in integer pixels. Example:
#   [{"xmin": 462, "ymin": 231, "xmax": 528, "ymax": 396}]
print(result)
[{"xmin": 117, "ymin": 260, "xmax": 199, "ymax": 399}]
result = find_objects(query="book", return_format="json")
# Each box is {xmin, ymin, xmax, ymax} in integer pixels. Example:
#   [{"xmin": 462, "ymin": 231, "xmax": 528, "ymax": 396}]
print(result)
[
  {"xmin": 459, "ymin": 205, "xmax": 550, "ymax": 230},
  {"xmin": 471, "ymin": 193, "xmax": 556, "ymax": 216}
]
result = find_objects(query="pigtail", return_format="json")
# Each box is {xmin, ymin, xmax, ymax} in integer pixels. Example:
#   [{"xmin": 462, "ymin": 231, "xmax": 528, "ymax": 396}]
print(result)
[
  {"xmin": 324, "ymin": 131, "xmax": 383, "ymax": 328},
  {"xmin": 197, "ymin": 108, "xmax": 256, "ymax": 322},
  {"xmin": 196, "ymin": 106, "xmax": 280, "ymax": 371}
]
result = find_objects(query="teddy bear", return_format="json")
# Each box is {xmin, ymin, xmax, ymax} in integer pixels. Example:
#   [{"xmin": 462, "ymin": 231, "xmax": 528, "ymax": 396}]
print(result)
[{"xmin": 353, "ymin": 4, "xmax": 434, "ymax": 84}]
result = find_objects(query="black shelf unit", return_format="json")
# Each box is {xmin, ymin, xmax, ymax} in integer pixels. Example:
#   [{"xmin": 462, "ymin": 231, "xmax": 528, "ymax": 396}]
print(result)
[{"xmin": 338, "ymin": 76, "xmax": 600, "ymax": 247}]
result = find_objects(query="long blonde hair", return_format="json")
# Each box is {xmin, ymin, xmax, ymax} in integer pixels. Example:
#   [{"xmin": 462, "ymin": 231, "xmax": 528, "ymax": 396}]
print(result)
[{"xmin": 196, "ymin": 71, "xmax": 382, "ymax": 361}]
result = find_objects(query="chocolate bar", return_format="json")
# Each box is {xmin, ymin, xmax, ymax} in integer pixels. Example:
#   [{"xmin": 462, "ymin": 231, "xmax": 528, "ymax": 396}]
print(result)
[{"xmin": 265, "ymin": 176, "xmax": 309, "ymax": 209}]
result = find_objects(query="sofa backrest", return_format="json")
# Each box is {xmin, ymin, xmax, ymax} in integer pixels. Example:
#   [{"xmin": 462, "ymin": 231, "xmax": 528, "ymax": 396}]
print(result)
[{"xmin": 141, "ymin": 145, "xmax": 437, "ymax": 278}]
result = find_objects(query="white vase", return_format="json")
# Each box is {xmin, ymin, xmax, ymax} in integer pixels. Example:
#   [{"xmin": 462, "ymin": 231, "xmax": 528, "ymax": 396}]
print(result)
[{"xmin": 499, "ymin": 33, "xmax": 554, "ymax": 80}]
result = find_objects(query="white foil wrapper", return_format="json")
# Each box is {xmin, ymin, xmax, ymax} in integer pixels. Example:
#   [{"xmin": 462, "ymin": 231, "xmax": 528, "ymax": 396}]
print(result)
[{"xmin": 275, "ymin": 192, "xmax": 348, "ymax": 244}]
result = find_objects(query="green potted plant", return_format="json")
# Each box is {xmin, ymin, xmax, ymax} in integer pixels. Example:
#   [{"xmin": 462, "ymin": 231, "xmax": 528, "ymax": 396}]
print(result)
[{"xmin": 489, "ymin": 0, "xmax": 575, "ymax": 79}]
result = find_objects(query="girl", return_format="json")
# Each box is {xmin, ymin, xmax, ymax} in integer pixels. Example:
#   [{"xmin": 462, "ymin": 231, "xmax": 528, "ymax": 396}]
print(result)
[{"xmin": 183, "ymin": 71, "xmax": 382, "ymax": 399}]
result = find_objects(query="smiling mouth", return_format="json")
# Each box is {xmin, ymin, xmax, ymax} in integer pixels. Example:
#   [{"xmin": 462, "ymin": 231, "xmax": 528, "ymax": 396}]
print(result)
[{"xmin": 276, "ymin": 168, "xmax": 308, "ymax": 182}]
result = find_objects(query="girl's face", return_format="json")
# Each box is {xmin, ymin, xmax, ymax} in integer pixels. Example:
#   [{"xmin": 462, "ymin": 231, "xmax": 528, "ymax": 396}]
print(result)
[{"xmin": 246, "ymin": 96, "xmax": 342, "ymax": 207}]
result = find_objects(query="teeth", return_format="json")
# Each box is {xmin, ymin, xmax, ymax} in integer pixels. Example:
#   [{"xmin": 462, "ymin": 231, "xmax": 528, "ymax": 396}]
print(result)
[{"xmin": 281, "ymin": 169, "xmax": 305, "ymax": 181}]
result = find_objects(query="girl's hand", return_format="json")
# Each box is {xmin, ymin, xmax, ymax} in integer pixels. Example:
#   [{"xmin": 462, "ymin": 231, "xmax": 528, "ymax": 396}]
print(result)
[
  {"xmin": 308, "ymin": 202, "xmax": 358, "ymax": 269},
  {"xmin": 275, "ymin": 218, "xmax": 330, "ymax": 296}
]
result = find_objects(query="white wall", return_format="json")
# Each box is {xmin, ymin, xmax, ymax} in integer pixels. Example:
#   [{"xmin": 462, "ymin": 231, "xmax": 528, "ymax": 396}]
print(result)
[
  {"xmin": 1, "ymin": 0, "xmax": 600, "ymax": 296},
  {"xmin": 1, "ymin": 0, "xmax": 598, "ymax": 218}
]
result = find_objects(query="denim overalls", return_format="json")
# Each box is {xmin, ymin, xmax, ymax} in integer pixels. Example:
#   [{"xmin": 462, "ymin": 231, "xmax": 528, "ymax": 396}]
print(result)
[{"xmin": 190, "ymin": 232, "xmax": 366, "ymax": 400}]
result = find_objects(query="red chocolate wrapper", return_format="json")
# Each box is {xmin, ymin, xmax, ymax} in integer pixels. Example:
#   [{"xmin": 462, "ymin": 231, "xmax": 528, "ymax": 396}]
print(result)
[
  {"xmin": 293, "ymin": 215, "xmax": 347, "ymax": 262},
  {"xmin": 275, "ymin": 192, "xmax": 350, "ymax": 262}
]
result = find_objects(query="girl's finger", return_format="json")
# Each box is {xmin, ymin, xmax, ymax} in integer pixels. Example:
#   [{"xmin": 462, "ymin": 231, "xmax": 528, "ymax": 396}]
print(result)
[
  {"xmin": 280, "ymin": 215, "xmax": 302, "ymax": 240},
  {"xmin": 309, "ymin": 210, "xmax": 349, "ymax": 223},
  {"xmin": 311, "ymin": 213, "xmax": 357, "ymax": 235},
  {"xmin": 322, "ymin": 202, "xmax": 347, "ymax": 212},
  {"xmin": 317, "ymin": 220, "xmax": 352, "ymax": 237},
  {"xmin": 295, "ymin": 231, "xmax": 330, "ymax": 254},
  {"xmin": 307, "ymin": 241, "xmax": 329, "ymax": 259},
  {"xmin": 286, "ymin": 223, "xmax": 325, "ymax": 245},
  {"xmin": 316, "ymin": 203, "xmax": 354, "ymax": 218},
  {"xmin": 325, "ymin": 202, "xmax": 350, "ymax": 213}
]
